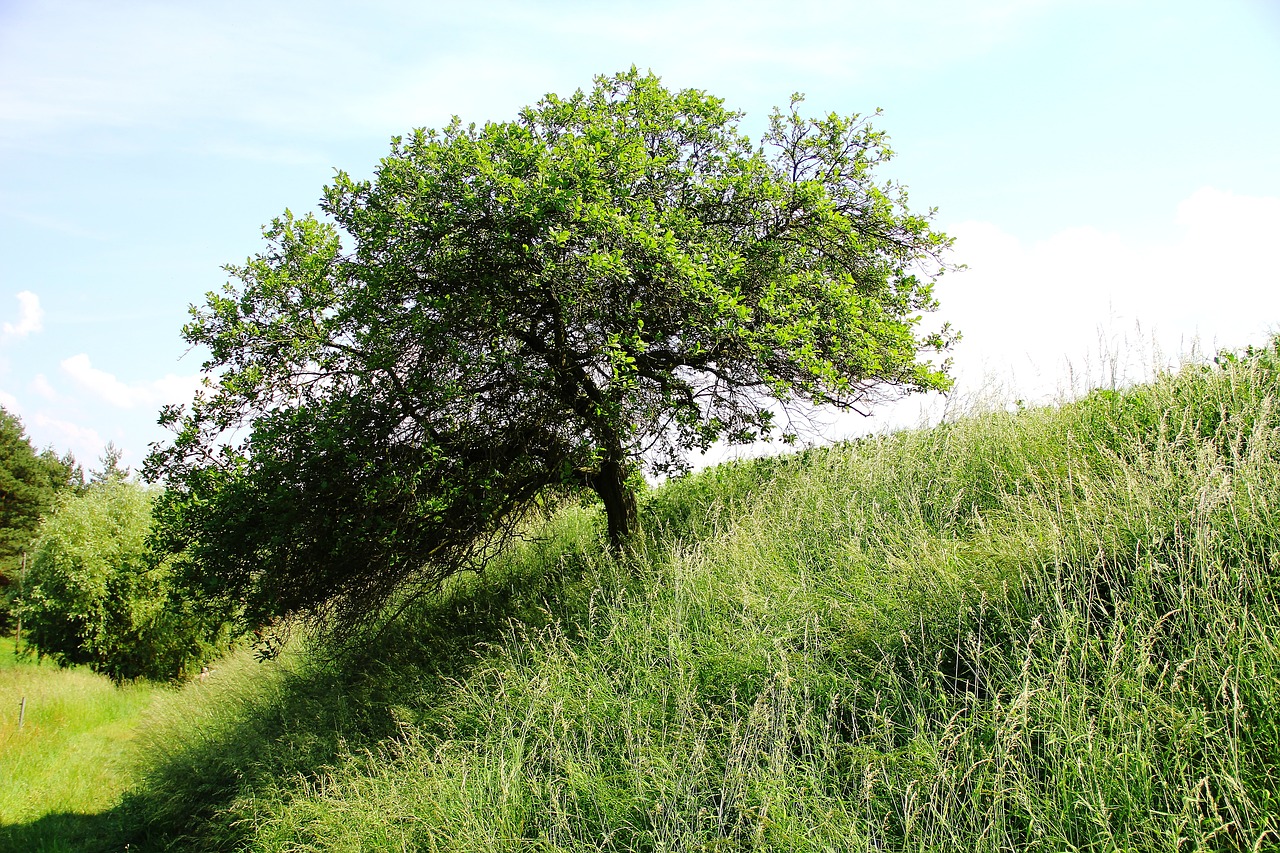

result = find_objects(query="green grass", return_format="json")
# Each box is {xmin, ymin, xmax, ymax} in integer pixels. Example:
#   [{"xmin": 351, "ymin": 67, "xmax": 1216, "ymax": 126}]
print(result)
[
  {"xmin": 12, "ymin": 341, "xmax": 1280, "ymax": 851},
  {"xmin": 0, "ymin": 649, "xmax": 163, "ymax": 851}
]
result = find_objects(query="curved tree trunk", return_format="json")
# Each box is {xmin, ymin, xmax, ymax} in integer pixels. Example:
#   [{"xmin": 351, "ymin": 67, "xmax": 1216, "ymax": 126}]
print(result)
[{"xmin": 591, "ymin": 453, "xmax": 638, "ymax": 551}]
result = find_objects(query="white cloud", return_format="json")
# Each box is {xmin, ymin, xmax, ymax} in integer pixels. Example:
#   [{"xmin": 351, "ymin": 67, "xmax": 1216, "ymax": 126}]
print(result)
[
  {"xmin": 0, "ymin": 396, "xmax": 104, "ymax": 462},
  {"xmin": 1174, "ymin": 186, "xmax": 1280, "ymax": 250},
  {"xmin": 932, "ymin": 186, "xmax": 1280, "ymax": 402},
  {"xmin": 2, "ymin": 290, "xmax": 43, "ymax": 340},
  {"xmin": 30, "ymin": 373, "xmax": 57, "ymax": 401},
  {"xmin": 60, "ymin": 353, "xmax": 204, "ymax": 410},
  {"xmin": 796, "ymin": 185, "xmax": 1280, "ymax": 446},
  {"xmin": 61, "ymin": 354, "xmax": 137, "ymax": 407},
  {"xmin": 31, "ymin": 412, "xmax": 104, "ymax": 464}
]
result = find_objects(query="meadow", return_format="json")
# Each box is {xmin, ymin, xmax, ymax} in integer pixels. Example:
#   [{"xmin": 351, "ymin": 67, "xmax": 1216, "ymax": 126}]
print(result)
[
  {"xmin": 5, "ymin": 341, "xmax": 1280, "ymax": 851},
  {"xmin": 0, "ymin": 650, "xmax": 162, "ymax": 851}
]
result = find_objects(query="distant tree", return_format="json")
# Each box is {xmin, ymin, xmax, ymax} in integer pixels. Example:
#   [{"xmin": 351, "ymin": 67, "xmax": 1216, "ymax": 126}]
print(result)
[
  {"xmin": 146, "ymin": 69, "xmax": 956, "ymax": 629},
  {"xmin": 89, "ymin": 441, "xmax": 129, "ymax": 484},
  {"xmin": 21, "ymin": 477, "xmax": 226, "ymax": 681},
  {"xmin": 0, "ymin": 406, "xmax": 80, "ymax": 631}
]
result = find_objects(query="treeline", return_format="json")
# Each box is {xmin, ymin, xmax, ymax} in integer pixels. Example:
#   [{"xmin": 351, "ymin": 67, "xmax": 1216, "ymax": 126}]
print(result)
[
  {"xmin": 1, "ymin": 409, "xmax": 227, "ymax": 682},
  {"xmin": 0, "ymin": 407, "xmax": 80, "ymax": 631}
]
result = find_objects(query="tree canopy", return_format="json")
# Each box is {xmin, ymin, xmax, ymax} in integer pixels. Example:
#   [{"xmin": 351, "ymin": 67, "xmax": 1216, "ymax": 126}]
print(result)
[
  {"xmin": 147, "ymin": 69, "xmax": 956, "ymax": 629},
  {"xmin": 1, "ymin": 406, "xmax": 80, "ymax": 630},
  {"xmin": 22, "ymin": 475, "xmax": 227, "ymax": 681}
]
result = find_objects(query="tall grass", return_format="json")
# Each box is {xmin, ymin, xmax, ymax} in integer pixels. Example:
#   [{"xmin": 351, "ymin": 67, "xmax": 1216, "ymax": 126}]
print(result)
[
  {"xmin": 112, "ymin": 342, "xmax": 1280, "ymax": 851},
  {"xmin": 0, "ymin": 651, "xmax": 162, "ymax": 851}
]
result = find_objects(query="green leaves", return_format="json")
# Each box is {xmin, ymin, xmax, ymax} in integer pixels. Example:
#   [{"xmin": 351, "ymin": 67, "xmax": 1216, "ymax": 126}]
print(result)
[
  {"xmin": 21, "ymin": 479, "xmax": 226, "ymax": 681},
  {"xmin": 148, "ymin": 69, "xmax": 956, "ymax": 629},
  {"xmin": 0, "ymin": 407, "xmax": 80, "ymax": 630}
]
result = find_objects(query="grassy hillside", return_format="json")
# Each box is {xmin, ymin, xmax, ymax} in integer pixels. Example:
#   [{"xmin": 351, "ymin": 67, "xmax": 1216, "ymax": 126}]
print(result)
[{"xmin": 18, "ymin": 341, "xmax": 1280, "ymax": 851}]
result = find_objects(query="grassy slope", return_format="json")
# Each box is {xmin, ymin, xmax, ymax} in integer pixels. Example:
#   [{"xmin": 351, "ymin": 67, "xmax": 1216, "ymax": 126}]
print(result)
[
  {"xmin": 29, "ymin": 344, "xmax": 1280, "ymax": 851},
  {"xmin": 0, "ymin": 651, "xmax": 163, "ymax": 851}
]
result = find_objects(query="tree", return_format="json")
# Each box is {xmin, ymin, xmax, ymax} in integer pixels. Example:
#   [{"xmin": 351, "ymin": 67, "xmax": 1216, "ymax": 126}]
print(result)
[
  {"xmin": 21, "ymin": 476, "xmax": 227, "ymax": 681},
  {"xmin": 147, "ymin": 69, "xmax": 956, "ymax": 628},
  {"xmin": 89, "ymin": 441, "xmax": 129, "ymax": 484},
  {"xmin": 1, "ymin": 406, "xmax": 80, "ymax": 631}
]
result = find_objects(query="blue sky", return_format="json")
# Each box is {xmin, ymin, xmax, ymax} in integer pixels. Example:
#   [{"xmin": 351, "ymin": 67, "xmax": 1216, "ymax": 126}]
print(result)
[{"xmin": 1, "ymin": 0, "xmax": 1278, "ymax": 469}]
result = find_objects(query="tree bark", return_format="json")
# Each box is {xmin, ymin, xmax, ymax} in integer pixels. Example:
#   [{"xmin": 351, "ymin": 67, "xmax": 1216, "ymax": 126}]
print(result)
[{"xmin": 591, "ymin": 453, "xmax": 638, "ymax": 551}]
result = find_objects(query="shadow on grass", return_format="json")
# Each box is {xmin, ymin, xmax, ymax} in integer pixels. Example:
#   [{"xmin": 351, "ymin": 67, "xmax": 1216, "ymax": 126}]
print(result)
[
  {"xmin": 3, "ymin": 465, "xmax": 781, "ymax": 852},
  {"xmin": 103, "ymin": 536, "xmax": 631, "ymax": 851},
  {"xmin": 0, "ymin": 810, "xmax": 129, "ymax": 853}
]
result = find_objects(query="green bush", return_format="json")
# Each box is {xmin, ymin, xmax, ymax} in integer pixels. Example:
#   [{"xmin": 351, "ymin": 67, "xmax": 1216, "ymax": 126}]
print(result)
[{"xmin": 21, "ymin": 478, "xmax": 227, "ymax": 682}]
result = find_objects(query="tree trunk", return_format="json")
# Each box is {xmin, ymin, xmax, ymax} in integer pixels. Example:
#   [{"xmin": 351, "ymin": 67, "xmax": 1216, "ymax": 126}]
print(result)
[{"xmin": 591, "ymin": 453, "xmax": 638, "ymax": 551}]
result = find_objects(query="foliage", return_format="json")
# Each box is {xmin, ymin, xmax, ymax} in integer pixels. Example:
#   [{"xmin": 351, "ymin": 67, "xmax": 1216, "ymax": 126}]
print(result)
[
  {"xmin": 21, "ymin": 478, "xmax": 227, "ymax": 682},
  {"xmin": 116, "ymin": 341, "xmax": 1280, "ymax": 852},
  {"xmin": 147, "ymin": 68, "xmax": 955, "ymax": 629},
  {"xmin": 89, "ymin": 440, "xmax": 130, "ymax": 484},
  {"xmin": 0, "ymin": 405, "xmax": 80, "ymax": 631}
]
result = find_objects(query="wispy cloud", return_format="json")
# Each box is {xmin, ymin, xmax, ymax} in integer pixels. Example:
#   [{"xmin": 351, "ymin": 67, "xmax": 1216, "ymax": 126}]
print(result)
[
  {"xmin": 194, "ymin": 141, "xmax": 333, "ymax": 167},
  {"xmin": 60, "ymin": 353, "xmax": 204, "ymax": 410},
  {"xmin": 30, "ymin": 373, "xmax": 58, "ymax": 401},
  {"xmin": 0, "ymin": 207, "xmax": 110, "ymax": 239},
  {"xmin": 0, "ymin": 1, "xmax": 338, "ymax": 143},
  {"xmin": 2, "ymin": 291, "xmax": 43, "ymax": 340},
  {"xmin": 342, "ymin": 0, "xmax": 1076, "ymax": 132},
  {"xmin": 0, "ymin": 0, "xmax": 1074, "ymax": 151},
  {"xmin": 31, "ymin": 412, "xmax": 104, "ymax": 464}
]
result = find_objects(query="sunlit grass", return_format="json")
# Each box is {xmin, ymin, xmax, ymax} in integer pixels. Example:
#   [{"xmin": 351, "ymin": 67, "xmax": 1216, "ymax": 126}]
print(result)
[
  {"xmin": 19, "ymin": 341, "xmax": 1280, "ymax": 851},
  {"xmin": 0, "ymin": 649, "xmax": 162, "ymax": 850}
]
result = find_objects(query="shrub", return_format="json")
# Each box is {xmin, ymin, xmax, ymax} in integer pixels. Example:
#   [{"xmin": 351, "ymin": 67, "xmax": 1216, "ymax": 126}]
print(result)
[{"xmin": 21, "ymin": 478, "xmax": 227, "ymax": 681}]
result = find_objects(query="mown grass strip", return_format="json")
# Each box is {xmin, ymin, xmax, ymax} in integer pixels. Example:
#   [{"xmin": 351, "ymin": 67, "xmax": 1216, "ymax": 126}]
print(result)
[{"xmin": 0, "ymin": 651, "xmax": 163, "ymax": 850}]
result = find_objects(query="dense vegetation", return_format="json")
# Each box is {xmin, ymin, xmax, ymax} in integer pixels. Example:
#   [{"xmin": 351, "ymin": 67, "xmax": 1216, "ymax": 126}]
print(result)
[
  {"xmin": 0, "ymin": 407, "xmax": 80, "ymax": 632},
  {"xmin": 7, "ymin": 340, "xmax": 1269, "ymax": 850},
  {"xmin": 21, "ymin": 476, "xmax": 228, "ymax": 682},
  {"xmin": 147, "ymin": 69, "xmax": 955, "ymax": 632}
]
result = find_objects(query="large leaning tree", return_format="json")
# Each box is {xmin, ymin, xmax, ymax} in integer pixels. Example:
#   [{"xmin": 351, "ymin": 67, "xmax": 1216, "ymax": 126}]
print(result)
[{"xmin": 146, "ymin": 69, "xmax": 957, "ymax": 629}]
